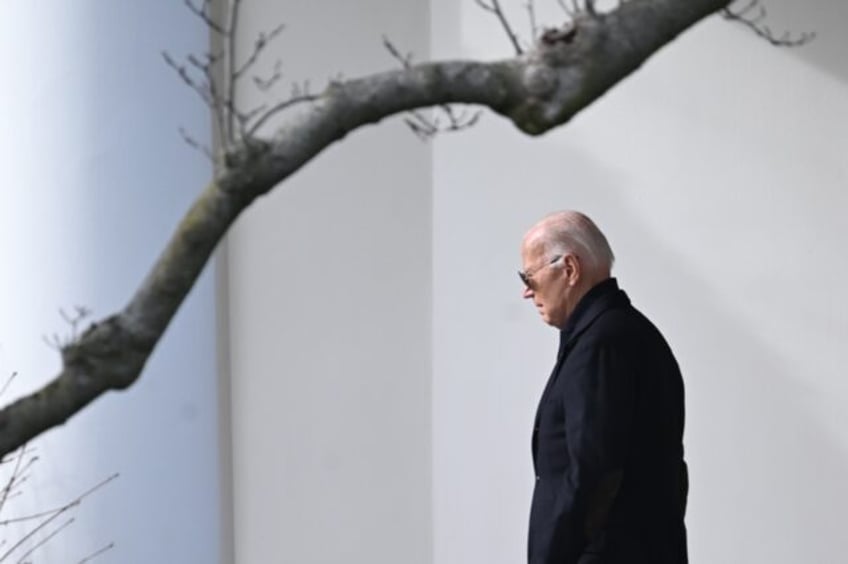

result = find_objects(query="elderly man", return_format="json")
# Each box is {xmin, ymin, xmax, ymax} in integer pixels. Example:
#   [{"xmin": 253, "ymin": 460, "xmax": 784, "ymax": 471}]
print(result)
[{"xmin": 521, "ymin": 211, "xmax": 688, "ymax": 564}]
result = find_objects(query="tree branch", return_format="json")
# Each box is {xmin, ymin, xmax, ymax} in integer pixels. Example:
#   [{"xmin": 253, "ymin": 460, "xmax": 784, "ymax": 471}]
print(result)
[
  {"xmin": 234, "ymin": 23, "xmax": 286, "ymax": 81},
  {"xmin": 0, "ymin": 473, "xmax": 117, "ymax": 562},
  {"xmin": 253, "ymin": 60, "xmax": 283, "ymax": 92},
  {"xmin": 0, "ymin": 0, "xmax": 733, "ymax": 458},
  {"xmin": 722, "ymin": 0, "xmax": 814, "ymax": 47},
  {"xmin": 184, "ymin": 0, "xmax": 228, "ymax": 36},
  {"xmin": 526, "ymin": 0, "xmax": 539, "ymax": 41},
  {"xmin": 245, "ymin": 93, "xmax": 319, "ymax": 137},
  {"xmin": 76, "ymin": 543, "xmax": 115, "ymax": 564},
  {"xmin": 474, "ymin": 0, "xmax": 525, "ymax": 55},
  {"xmin": 9, "ymin": 517, "xmax": 74, "ymax": 563},
  {"xmin": 226, "ymin": 0, "xmax": 242, "ymax": 144},
  {"xmin": 383, "ymin": 36, "xmax": 481, "ymax": 139}
]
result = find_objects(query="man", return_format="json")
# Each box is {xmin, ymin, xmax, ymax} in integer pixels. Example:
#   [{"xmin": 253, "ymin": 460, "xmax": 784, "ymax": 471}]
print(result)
[{"xmin": 521, "ymin": 211, "xmax": 688, "ymax": 564}]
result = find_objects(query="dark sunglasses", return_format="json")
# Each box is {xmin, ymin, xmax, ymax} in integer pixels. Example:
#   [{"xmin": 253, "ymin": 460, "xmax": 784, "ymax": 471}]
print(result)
[{"xmin": 518, "ymin": 255, "xmax": 563, "ymax": 287}]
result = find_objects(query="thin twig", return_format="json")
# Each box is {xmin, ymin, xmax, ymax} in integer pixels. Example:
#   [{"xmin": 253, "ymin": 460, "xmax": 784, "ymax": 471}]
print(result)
[
  {"xmin": 226, "ymin": 0, "xmax": 243, "ymax": 143},
  {"xmin": 730, "ymin": 0, "xmax": 760, "ymax": 18},
  {"xmin": 206, "ymin": 72, "xmax": 230, "ymax": 146},
  {"xmin": 162, "ymin": 51, "xmax": 214, "ymax": 107},
  {"xmin": 242, "ymin": 104, "xmax": 268, "ymax": 123},
  {"xmin": 178, "ymin": 128, "xmax": 214, "ymax": 162},
  {"xmin": 76, "ymin": 543, "xmax": 115, "ymax": 564},
  {"xmin": 447, "ymin": 107, "xmax": 483, "ymax": 131},
  {"xmin": 234, "ymin": 24, "xmax": 286, "ymax": 80},
  {"xmin": 253, "ymin": 60, "xmax": 283, "ymax": 92},
  {"xmin": 404, "ymin": 110, "xmax": 440, "ymax": 140},
  {"xmin": 0, "ymin": 448, "xmax": 36, "ymax": 467},
  {"xmin": 185, "ymin": 50, "xmax": 228, "ymax": 144},
  {"xmin": 555, "ymin": 0, "xmax": 573, "ymax": 16},
  {"xmin": 0, "ymin": 373, "xmax": 16, "ymax": 399},
  {"xmin": 382, "ymin": 36, "xmax": 413, "ymax": 68},
  {"xmin": 0, "ymin": 474, "xmax": 119, "ymax": 531},
  {"xmin": 40, "ymin": 307, "xmax": 92, "ymax": 351},
  {"xmin": 383, "ymin": 37, "xmax": 483, "ymax": 140},
  {"xmin": 13, "ymin": 517, "xmax": 74, "ymax": 564},
  {"xmin": 164, "ymin": 50, "xmax": 228, "ymax": 146},
  {"xmin": 403, "ymin": 105, "xmax": 482, "ymax": 141},
  {"xmin": 59, "ymin": 306, "xmax": 91, "ymax": 342},
  {"xmin": 722, "ymin": 0, "xmax": 815, "ymax": 46},
  {"xmin": 526, "ymin": 0, "xmax": 538, "ymax": 41},
  {"xmin": 184, "ymin": 0, "xmax": 228, "ymax": 35},
  {"xmin": 0, "ymin": 509, "xmax": 63, "ymax": 561},
  {"xmin": 474, "ymin": 0, "xmax": 524, "ymax": 55},
  {"xmin": 0, "ymin": 445, "xmax": 27, "ymax": 516}
]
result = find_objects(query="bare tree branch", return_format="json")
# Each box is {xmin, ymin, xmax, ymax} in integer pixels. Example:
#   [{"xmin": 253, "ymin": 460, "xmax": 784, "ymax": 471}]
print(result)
[
  {"xmin": 405, "ymin": 110, "xmax": 442, "ymax": 140},
  {"xmin": 442, "ymin": 105, "xmax": 483, "ymax": 132},
  {"xmin": 41, "ymin": 307, "xmax": 93, "ymax": 352},
  {"xmin": 162, "ymin": 51, "xmax": 214, "ymax": 108},
  {"xmin": 11, "ymin": 517, "xmax": 74, "ymax": 564},
  {"xmin": 474, "ymin": 0, "xmax": 524, "ymax": 55},
  {"xmin": 555, "ymin": 0, "xmax": 573, "ymax": 17},
  {"xmin": 0, "ymin": 374, "xmax": 16, "ymax": 401},
  {"xmin": 184, "ymin": 0, "xmax": 228, "ymax": 35},
  {"xmin": 526, "ymin": 0, "xmax": 539, "ymax": 41},
  {"xmin": 246, "ymin": 93, "xmax": 319, "ymax": 137},
  {"xmin": 176, "ymin": 0, "xmax": 315, "ymax": 154},
  {"xmin": 179, "ymin": 127, "xmax": 215, "ymax": 162},
  {"xmin": 184, "ymin": 0, "xmax": 290, "ymax": 150},
  {"xmin": 0, "ymin": 476, "xmax": 117, "ymax": 529},
  {"xmin": 253, "ymin": 60, "xmax": 283, "ymax": 92},
  {"xmin": 722, "ymin": 0, "xmax": 815, "ymax": 46},
  {"xmin": 0, "ymin": 448, "xmax": 36, "ymax": 467},
  {"xmin": 0, "ymin": 0, "xmax": 737, "ymax": 457},
  {"xmin": 0, "ymin": 439, "xmax": 114, "ymax": 563},
  {"xmin": 0, "ymin": 446, "xmax": 28, "ymax": 516},
  {"xmin": 188, "ymin": 52, "xmax": 229, "ymax": 148},
  {"xmin": 58, "ymin": 307, "xmax": 92, "ymax": 344},
  {"xmin": 383, "ymin": 37, "xmax": 482, "ymax": 139},
  {"xmin": 76, "ymin": 543, "xmax": 115, "ymax": 564},
  {"xmin": 0, "ymin": 473, "xmax": 116, "ymax": 562},
  {"xmin": 382, "ymin": 36, "xmax": 414, "ymax": 69},
  {"xmin": 226, "ymin": 0, "xmax": 243, "ymax": 143},
  {"xmin": 234, "ymin": 23, "xmax": 286, "ymax": 80}
]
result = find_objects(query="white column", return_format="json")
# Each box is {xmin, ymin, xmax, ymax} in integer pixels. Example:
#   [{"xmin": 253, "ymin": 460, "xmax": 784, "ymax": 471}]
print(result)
[{"xmin": 0, "ymin": 2, "xmax": 225, "ymax": 562}]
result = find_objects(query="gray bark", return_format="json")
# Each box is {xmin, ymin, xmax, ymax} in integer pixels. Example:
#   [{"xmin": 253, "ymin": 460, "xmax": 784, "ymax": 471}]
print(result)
[{"xmin": 0, "ymin": 0, "xmax": 730, "ymax": 457}]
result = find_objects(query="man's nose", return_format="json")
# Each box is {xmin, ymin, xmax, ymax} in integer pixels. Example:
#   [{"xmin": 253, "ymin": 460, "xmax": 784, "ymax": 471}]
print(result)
[{"xmin": 523, "ymin": 286, "xmax": 534, "ymax": 299}]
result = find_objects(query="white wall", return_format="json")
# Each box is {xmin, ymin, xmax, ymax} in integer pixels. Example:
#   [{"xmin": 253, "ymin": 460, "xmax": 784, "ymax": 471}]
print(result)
[
  {"xmin": 225, "ymin": 1, "xmax": 432, "ymax": 563},
  {"xmin": 431, "ymin": 1, "xmax": 848, "ymax": 564},
  {"xmin": 0, "ymin": 3, "xmax": 225, "ymax": 562},
  {"xmin": 224, "ymin": 1, "xmax": 846, "ymax": 563}
]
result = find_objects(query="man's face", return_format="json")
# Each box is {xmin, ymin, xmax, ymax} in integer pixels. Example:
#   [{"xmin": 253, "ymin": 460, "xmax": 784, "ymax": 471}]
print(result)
[{"xmin": 520, "ymin": 239, "xmax": 573, "ymax": 328}]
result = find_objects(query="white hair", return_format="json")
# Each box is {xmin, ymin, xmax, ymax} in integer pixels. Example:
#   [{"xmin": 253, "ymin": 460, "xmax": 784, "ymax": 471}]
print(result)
[{"xmin": 531, "ymin": 210, "xmax": 614, "ymax": 275}]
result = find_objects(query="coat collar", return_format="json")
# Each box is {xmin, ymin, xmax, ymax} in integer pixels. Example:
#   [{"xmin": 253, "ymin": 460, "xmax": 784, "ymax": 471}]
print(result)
[{"xmin": 559, "ymin": 277, "xmax": 629, "ymax": 348}]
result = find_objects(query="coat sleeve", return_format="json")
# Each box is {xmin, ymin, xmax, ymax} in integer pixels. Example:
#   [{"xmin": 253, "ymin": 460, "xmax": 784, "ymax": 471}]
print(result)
[{"xmin": 545, "ymin": 335, "xmax": 636, "ymax": 564}]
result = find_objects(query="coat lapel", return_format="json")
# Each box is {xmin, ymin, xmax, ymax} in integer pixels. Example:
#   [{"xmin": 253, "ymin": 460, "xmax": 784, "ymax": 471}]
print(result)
[{"xmin": 531, "ymin": 279, "xmax": 629, "ymax": 468}]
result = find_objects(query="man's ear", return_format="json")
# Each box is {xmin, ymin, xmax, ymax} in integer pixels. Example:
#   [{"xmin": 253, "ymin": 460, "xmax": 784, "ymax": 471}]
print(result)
[{"xmin": 563, "ymin": 254, "xmax": 580, "ymax": 286}]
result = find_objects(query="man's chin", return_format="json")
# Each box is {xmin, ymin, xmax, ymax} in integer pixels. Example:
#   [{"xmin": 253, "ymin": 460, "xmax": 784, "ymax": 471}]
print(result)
[{"xmin": 542, "ymin": 313, "xmax": 565, "ymax": 329}]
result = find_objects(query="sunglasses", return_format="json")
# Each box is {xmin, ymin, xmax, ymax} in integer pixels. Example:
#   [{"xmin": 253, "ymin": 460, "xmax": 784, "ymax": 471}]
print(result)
[{"xmin": 518, "ymin": 255, "xmax": 563, "ymax": 288}]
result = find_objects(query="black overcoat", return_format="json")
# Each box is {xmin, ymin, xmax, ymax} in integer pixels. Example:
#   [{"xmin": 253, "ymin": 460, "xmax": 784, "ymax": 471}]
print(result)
[{"xmin": 529, "ymin": 278, "xmax": 688, "ymax": 564}]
